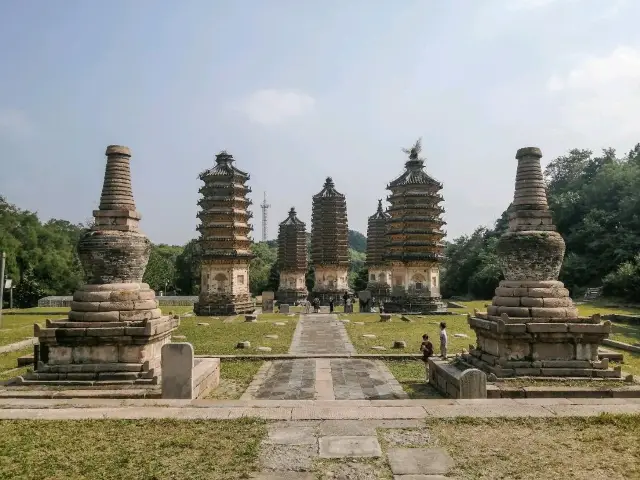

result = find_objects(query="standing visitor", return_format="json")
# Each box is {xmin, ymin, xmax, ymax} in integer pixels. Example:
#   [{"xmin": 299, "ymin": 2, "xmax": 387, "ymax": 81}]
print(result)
[
  {"xmin": 439, "ymin": 322, "xmax": 448, "ymax": 359},
  {"xmin": 329, "ymin": 297, "xmax": 334, "ymax": 313},
  {"xmin": 420, "ymin": 334, "xmax": 434, "ymax": 381}
]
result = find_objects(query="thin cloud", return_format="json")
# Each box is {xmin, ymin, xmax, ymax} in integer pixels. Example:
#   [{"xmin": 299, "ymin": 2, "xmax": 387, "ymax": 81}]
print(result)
[
  {"xmin": 236, "ymin": 89, "xmax": 315, "ymax": 126},
  {"xmin": 0, "ymin": 109, "xmax": 33, "ymax": 139},
  {"xmin": 547, "ymin": 45, "xmax": 640, "ymax": 140}
]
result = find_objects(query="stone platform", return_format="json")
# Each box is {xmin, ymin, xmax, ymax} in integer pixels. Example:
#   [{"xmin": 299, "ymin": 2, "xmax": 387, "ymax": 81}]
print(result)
[
  {"xmin": 466, "ymin": 279, "xmax": 621, "ymax": 378},
  {"xmin": 14, "ymin": 283, "xmax": 179, "ymax": 386}
]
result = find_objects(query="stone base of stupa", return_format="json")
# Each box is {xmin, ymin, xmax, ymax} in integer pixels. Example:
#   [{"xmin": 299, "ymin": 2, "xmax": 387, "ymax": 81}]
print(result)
[
  {"xmin": 276, "ymin": 288, "xmax": 308, "ymax": 305},
  {"xmin": 384, "ymin": 293, "xmax": 448, "ymax": 314},
  {"xmin": 366, "ymin": 282, "xmax": 391, "ymax": 302},
  {"xmin": 194, "ymin": 293, "xmax": 255, "ymax": 316},
  {"xmin": 14, "ymin": 283, "xmax": 179, "ymax": 386},
  {"xmin": 465, "ymin": 280, "xmax": 621, "ymax": 379}
]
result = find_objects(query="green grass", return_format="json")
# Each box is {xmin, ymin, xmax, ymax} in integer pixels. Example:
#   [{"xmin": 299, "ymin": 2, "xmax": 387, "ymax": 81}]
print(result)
[
  {"xmin": 207, "ymin": 359, "xmax": 263, "ymax": 399},
  {"xmin": 383, "ymin": 359, "xmax": 443, "ymax": 398},
  {"xmin": 609, "ymin": 321, "xmax": 640, "ymax": 346},
  {"xmin": 174, "ymin": 314, "xmax": 298, "ymax": 355},
  {"xmin": 343, "ymin": 313, "xmax": 471, "ymax": 354},
  {"xmin": 0, "ymin": 348, "xmax": 33, "ymax": 381},
  {"xmin": 431, "ymin": 415, "xmax": 640, "ymax": 480},
  {"xmin": 0, "ymin": 418, "xmax": 266, "ymax": 480},
  {"xmin": 0, "ymin": 314, "xmax": 67, "ymax": 346}
]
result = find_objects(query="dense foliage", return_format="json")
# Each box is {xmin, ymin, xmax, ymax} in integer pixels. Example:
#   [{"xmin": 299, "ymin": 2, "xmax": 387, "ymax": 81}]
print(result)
[{"xmin": 441, "ymin": 144, "xmax": 640, "ymax": 300}]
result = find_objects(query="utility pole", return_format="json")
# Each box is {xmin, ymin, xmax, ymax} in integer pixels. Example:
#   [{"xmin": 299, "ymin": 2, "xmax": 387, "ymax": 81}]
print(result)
[
  {"xmin": 260, "ymin": 191, "xmax": 271, "ymax": 242},
  {"xmin": 0, "ymin": 252, "xmax": 5, "ymax": 328}
]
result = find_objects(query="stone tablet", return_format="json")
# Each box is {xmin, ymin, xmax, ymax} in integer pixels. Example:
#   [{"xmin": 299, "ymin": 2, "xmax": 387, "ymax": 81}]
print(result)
[
  {"xmin": 280, "ymin": 304, "xmax": 290, "ymax": 314},
  {"xmin": 161, "ymin": 343, "xmax": 194, "ymax": 399},
  {"xmin": 262, "ymin": 291, "xmax": 275, "ymax": 313}
]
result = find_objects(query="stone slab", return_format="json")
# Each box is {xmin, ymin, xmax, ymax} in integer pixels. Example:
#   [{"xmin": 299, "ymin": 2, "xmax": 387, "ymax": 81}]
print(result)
[
  {"xmin": 387, "ymin": 448, "xmax": 454, "ymax": 476},
  {"xmin": 267, "ymin": 426, "xmax": 317, "ymax": 445},
  {"xmin": 393, "ymin": 476, "xmax": 451, "ymax": 480},
  {"xmin": 318, "ymin": 420, "xmax": 377, "ymax": 436},
  {"xmin": 161, "ymin": 343, "xmax": 194, "ymax": 399},
  {"xmin": 318, "ymin": 436, "xmax": 382, "ymax": 458},
  {"xmin": 252, "ymin": 474, "xmax": 315, "ymax": 480}
]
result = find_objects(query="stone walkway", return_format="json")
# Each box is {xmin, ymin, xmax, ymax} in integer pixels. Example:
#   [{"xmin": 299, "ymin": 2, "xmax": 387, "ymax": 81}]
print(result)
[{"xmin": 242, "ymin": 314, "xmax": 407, "ymax": 401}]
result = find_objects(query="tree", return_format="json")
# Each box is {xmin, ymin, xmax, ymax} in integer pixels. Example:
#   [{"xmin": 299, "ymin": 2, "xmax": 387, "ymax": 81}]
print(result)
[
  {"xmin": 143, "ymin": 244, "xmax": 183, "ymax": 293},
  {"xmin": 13, "ymin": 268, "xmax": 46, "ymax": 308},
  {"xmin": 174, "ymin": 239, "xmax": 201, "ymax": 295}
]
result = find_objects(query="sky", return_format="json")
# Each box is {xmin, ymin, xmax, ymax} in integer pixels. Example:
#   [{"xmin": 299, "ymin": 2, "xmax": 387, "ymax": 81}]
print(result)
[{"xmin": 1, "ymin": 0, "xmax": 639, "ymax": 245}]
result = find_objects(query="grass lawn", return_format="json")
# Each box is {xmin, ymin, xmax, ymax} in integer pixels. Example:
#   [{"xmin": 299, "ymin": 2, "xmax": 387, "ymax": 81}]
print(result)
[
  {"xmin": 0, "ymin": 314, "xmax": 66, "ymax": 346},
  {"xmin": 430, "ymin": 415, "xmax": 640, "ymax": 480},
  {"xmin": 174, "ymin": 314, "xmax": 298, "ymax": 355},
  {"xmin": 0, "ymin": 348, "xmax": 32, "ymax": 381},
  {"xmin": 207, "ymin": 359, "xmax": 263, "ymax": 399},
  {"xmin": 342, "ymin": 313, "xmax": 472, "ymax": 355},
  {"xmin": 0, "ymin": 418, "xmax": 266, "ymax": 480},
  {"xmin": 383, "ymin": 359, "xmax": 443, "ymax": 398}
]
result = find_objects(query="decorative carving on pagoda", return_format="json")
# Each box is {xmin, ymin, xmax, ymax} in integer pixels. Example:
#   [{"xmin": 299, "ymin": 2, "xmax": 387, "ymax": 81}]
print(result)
[
  {"xmin": 194, "ymin": 151, "xmax": 255, "ymax": 315},
  {"xmin": 276, "ymin": 207, "xmax": 308, "ymax": 303},
  {"xmin": 366, "ymin": 199, "xmax": 391, "ymax": 299},
  {"xmin": 310, "ymin": 177, "xmax": 350, "ymax": 304},
  {"xmin": 384, "ymin": 139, "xmax": 447, "ymax": 313},
  {"xmin": 20, "ymin": 145, "xmax": 179, "ymax": 386},
  {"xmin": 466, "ymin": 147, "xmax": 620, "ymax": 379}
]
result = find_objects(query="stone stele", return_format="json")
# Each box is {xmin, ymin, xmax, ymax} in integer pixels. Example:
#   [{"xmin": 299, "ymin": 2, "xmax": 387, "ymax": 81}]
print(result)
[
  {"xmin": 465, "ymin": 147, "xmax": 621, "ymax": 379},
  {"xmin": 16, "ymin": 145, "xmax": 179, "ymax": 386}
]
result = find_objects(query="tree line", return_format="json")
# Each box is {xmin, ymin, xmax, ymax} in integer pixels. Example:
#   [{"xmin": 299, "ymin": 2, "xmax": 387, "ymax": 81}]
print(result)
[{"xmin": 3, "ymin": 144, "xmax": 639, "ymax": 306}]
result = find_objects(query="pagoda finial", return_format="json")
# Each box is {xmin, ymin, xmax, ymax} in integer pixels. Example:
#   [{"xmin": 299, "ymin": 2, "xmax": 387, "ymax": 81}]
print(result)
[
  {"xmin": 402, "ymin": 138, "xmax": 424, "ymax": 162},
  {"xmin": 377, "ymin": 199, "xmax": 384, "ymax": 213},
  {"xmin": 289, "ymin": 206, "xmax": 296, "ymax": 217},
  {"xmin": 325, "ymin": 176, "xmax": 335, "ymax": 187},
  {"xmin": 215, "ymin": 150, "xmax": 234, "ymax": 164}
]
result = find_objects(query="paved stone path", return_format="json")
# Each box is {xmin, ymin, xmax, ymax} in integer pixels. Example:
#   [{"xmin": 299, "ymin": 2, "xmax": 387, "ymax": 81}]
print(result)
[
  {"xmin": 289, "ymin": 314, "xmax": 355, "ymax": 355},
  {"xmin": 242, "ymin": 314, "xmax": 407, "ymax": 400}
]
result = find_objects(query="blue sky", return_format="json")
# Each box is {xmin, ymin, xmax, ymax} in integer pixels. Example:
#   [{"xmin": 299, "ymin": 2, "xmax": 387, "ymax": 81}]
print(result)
[{"xmin": 1, "ymin": 0, "xmax": 639, "ymax": 245}]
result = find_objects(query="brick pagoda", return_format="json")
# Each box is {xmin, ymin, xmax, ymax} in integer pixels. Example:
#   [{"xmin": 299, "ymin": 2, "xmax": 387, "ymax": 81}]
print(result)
[
  {"xmin": 365, "ymin": 199, "xmax": 391, "ymax": 301},
  {"xmin": 194, "ymin": 151, "xmax": 255, "ymax": 315},
  {"xmin": 18, "ymin": 145, "xmax": 179, "ymax": 386},
  {"xmin": 310, "ymin": 177, "xmax": 350, "ymax": 304},
  {"xmin": 276, "ymin": 207, "xmax": 308, "ymax": 303},
  {"xmin": 384, "ymin": 139, "xmax": 447, "ymax": 313},
  {"xmin": 465, "ymin": 147, "xmax": 621, "ymax": 378}
]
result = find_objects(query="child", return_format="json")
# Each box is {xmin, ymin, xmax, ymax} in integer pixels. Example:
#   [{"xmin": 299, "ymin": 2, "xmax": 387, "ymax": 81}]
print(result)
[
  {"xmin": 439, "ymin": 322, "xmax": 448, "ymax": 359},
  {"xmin": 420, "ymin": 334, "xmax": 434, "ymax": 381}
]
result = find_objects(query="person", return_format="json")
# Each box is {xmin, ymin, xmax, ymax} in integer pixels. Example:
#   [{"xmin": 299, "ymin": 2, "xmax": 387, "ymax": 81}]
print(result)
[
  {"xmin": 439, "ymin": 322, "xmax": 448, "ymax": 359},
  {"xmin": 313, "ymin": 297, "xmax": 320, "ymax": 313},
  {"xmin": 420, "ymin": 334, "xmax": 434, "ymax": 381},
  {"xmin": 304, "ymin": 299, "xmax": 310, "ymax": 314},
  {"xmin": 329, "ymin": 297, "xmax": 334, "ymax": 313},
  {"xmin": 343, "ymin": 291, "xmax": 349, "ymax": 306}
]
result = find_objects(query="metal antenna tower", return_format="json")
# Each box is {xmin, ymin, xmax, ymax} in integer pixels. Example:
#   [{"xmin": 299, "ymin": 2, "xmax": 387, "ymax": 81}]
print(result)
[{"xmin": 260, "ymin": 191, "xmax": 271, "ymax": 242}]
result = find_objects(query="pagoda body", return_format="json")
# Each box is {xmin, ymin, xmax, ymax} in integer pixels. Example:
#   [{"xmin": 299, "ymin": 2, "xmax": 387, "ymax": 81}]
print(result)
[
  {"xmin": 366, "ymin": 199, "xmax": 391, "ymax": 301},
  {"xmin": 194, "ymin": 151, "xmax": 255, "ymax": 316},
  {"xmin": 277, "ymin": 207, "xmax": 308, "ymax": 304},
  {"xmin": 384, "ymin": 140, "xmax": 447, "ymax": 313},
  {"xmin": 19, "ymin": 145, "xmax": 179, "ymax": 386},
  {"xmin": 310, "ymin": 177, "xmax": 350, "ymax": 304},
  {"xmin": 466, "ymin": 147, "xmax": 620, "ymax": 379}
]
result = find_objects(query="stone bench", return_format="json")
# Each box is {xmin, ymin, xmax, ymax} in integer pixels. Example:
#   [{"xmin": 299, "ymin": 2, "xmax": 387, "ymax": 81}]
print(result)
[
  {"xmin": 161, "ymin": 343, "xmax": 220, "ymax": 399},
  {"xmin": 428, "ymin": 357, "xmax": 487, "ymax": 399}
]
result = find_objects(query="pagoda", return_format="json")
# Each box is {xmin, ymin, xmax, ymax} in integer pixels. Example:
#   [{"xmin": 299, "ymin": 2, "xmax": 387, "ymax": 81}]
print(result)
[
  {"xmin": 276, "ymin": 207, "xmax": 308, "ymax": 303},
  {"xmin": 365, "ymin": 199, "xmax": 391, "ymax": 301},
  {"xmin": 194, "ymin": 151, "xmax": 255, "ymax": 316},
  {"xmin": 384, "ymin": 139, "xmax": 447, "ymax": 313},
  {"xmin": 465, "ymin": 147, "xmax": 620, "ymax": 379},
  {"xmin": 19, "ymin": 145, "xmax": 179, "ymax": 386},
  {"xmin": 310, "ymin": 177, "xmax": 350, "ymax": 304}
]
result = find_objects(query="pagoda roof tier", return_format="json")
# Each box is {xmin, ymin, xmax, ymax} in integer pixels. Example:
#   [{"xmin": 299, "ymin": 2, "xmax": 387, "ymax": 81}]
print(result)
[
  {"xmin": 387, "ymin": 240, "xmax": 446, "ymax": 248},
  {"xmin": 313, "ymin": 177, "xmax": 346, "ymax": 199},
  {"xmin": 279, "ymin": 207, "xmax": 306, "ymax": 227},
  {"xmin": 387, "ymin": 205, "xmax": 445, "ymax": 215},
  {"xmin": 368, "ymin": 199, "xmax": 390, "ymax": 222},
  {"xmin": 387, "ymin": 215, "xmax": 446, "ymax": 224},
  {"xmin": 198, "ymin": 196, "xmax": 252, "ymax": 204},
  {"xmin": 385, "ymin": 251, "xmax": 444, "ymax": 261},
  {"xmin": 387, "ymin": 191, "xmax": 444, "ymax": 200},
  {"xmin": 197, "ymin": 222, "xmax": 250, "ymax": 229},
  {"xmin": 199, "ymin": 151, "xmax": 250, "ymax": 180}
]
